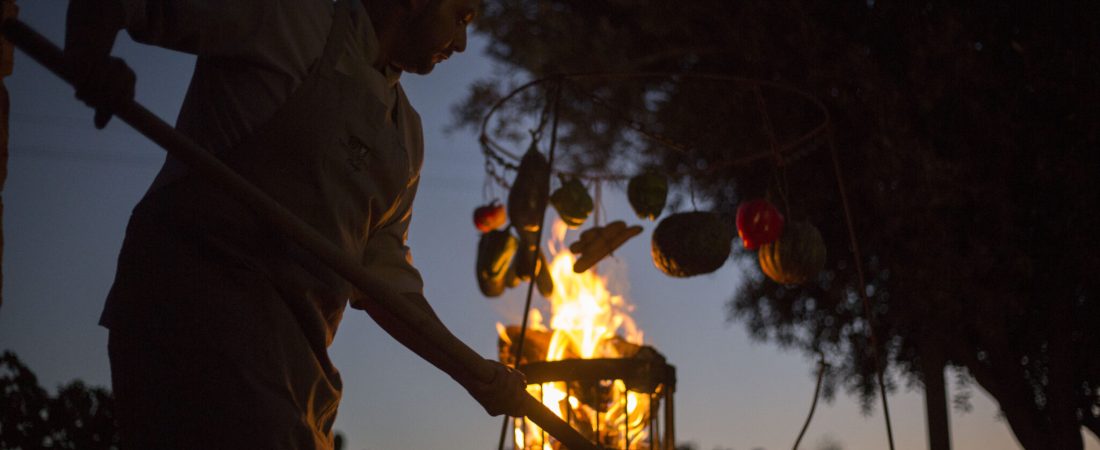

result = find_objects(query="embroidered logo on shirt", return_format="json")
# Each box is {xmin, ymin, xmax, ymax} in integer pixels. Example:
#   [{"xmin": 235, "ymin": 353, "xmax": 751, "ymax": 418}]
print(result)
[{"xmin": 344, "ymin": 136, "xmax": 371, "ymax": 171}]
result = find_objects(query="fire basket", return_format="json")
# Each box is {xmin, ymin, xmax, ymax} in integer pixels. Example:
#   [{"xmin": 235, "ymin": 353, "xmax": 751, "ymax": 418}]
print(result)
[{"xmin": 502, "ymin": 330, "xmax": 676, "ymax": 450}]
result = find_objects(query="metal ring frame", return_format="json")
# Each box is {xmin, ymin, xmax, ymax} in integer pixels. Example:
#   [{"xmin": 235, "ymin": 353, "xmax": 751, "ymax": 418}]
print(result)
[{"xmin": 477, "ymin": 71, "xmax": 832, "ymax": 183}]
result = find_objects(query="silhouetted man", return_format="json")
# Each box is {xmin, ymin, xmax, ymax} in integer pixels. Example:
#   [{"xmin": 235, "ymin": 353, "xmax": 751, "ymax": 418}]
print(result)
[{"xmin": 64, "ymin": 0, "xmax": 526, "ymax": 448}]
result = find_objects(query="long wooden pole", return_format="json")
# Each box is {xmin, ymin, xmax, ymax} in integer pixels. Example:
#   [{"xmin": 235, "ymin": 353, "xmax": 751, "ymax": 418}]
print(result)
[
  {"xmin": 0, "ymin": 18, "xmax": 596, "ymax": 450},
  {"xmin": 0, "ymin": 0, "xmax": 16, "ymax": 311}
]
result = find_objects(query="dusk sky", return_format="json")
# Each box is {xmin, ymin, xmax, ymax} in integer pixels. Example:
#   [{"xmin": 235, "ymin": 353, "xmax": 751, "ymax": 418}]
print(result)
[{"xmin": 3, "ymin": 2, "xmax": 1097, "ymax": 449}]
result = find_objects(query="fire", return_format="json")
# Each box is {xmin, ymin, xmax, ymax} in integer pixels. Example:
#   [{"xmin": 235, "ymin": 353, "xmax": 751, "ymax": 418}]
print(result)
[
  {"xmin": 502, "ymin": 221, "xmax": 653, "ymax": 449},
  {"xmin": 544, "ymin": 221, "xmax": 642, "ymax": 360}
]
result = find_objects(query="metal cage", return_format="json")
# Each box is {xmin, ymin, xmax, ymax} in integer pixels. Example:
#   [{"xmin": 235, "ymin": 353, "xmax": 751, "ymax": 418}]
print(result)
[{"xmin": 513, "ymin": 356, "xmax": 676, "ymax": 450}]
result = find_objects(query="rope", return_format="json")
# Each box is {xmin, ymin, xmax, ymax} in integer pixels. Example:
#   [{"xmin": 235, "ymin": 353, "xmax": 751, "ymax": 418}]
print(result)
[
  {"xmin": 827, "ymin": 127, "xmax": 895, "ymax": 450},
  {"xmin": 754, "ymin": 85, "xmax": 792, "ymax": 218},
  {"xmin": 792, "ymin": 355, "xmax": 827, "ymax": 449}
]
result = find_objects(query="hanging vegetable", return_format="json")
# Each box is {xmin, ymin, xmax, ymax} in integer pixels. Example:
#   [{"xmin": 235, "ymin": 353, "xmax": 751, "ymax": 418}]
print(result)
[
  {"xmin": 472, "ymin": 201, "xmax": 507, "ymax": 233},
  {"xmin": 627, "ymin": 172, "xmax": 668, "ymax": 220},
  {"xmin": 511, "ymin": 229, "xmax": 553, "ymax": 296},
  {"xmin": 503, "ymin": 260, "xmax": 521, "ymax": 289},
  {"xmin": 507, "ymin": 143, "xmax": 552, "ymax": 232},
  {"xmin": 758, "ymin": 221, "xmax": 826, "ymax": 285},
  {"xmin": 550, "ymin": 176, "xmax": 594, "ymax": 228},
  {"xmin": 651, "ymin": 212, "xmax": 733, "ymax": 277},
  {"xmin": 476, "ymin": 229, "xmax": 518, "ymax": 297},
  {"xmin": 534, "ymin": 252, "xmax": 554, "ymax": 297},
  {"xmin": 735, "ymin": 199, "xmax": 785, "ymax": 249},
  {"xmin": 513, "ymin": 229, "xmax": 539, "ymax": 280},
  {"xmin": 569, "ymin": 221, "xmax": 643, "ymax": 273}
]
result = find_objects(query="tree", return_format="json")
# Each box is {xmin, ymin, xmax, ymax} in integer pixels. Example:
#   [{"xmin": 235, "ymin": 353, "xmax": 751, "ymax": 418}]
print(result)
[
  {"xmin": 0, "ymin": 351, "xmax": 358, "ymax": 449},
  {"xmin": 0, "ymin": 351, "xmax": 119, "ymax": 449},
  {"xmin": 454, "ymin": 1, "xmax": 1100, "ymax": 448}
]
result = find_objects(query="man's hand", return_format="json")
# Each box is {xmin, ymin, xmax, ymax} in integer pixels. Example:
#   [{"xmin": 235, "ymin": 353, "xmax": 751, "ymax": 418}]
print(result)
[
  {"xmin": 65, "ymin": 54, "xmax": 135, "ymax": 129},
  {"xmin": 63, "ymin": 0, "xmax": 134, "ymax": 129},
  {"xmin": 463, "ymin": 359, "xmax": 528, "ymax": 417}
]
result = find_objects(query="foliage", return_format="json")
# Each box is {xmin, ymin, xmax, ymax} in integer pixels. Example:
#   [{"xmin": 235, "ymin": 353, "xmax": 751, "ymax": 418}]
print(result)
[
  {"xmin": 455, "ymin": 0, "xmax": 1100, "ymax": 448},
  {"xmin": 0, "ymin": 351, "xmax": 358, "ymax": 449},
  {"xmin": 0, "ymin": 351, "xmax": 119, "ymax": 449}
]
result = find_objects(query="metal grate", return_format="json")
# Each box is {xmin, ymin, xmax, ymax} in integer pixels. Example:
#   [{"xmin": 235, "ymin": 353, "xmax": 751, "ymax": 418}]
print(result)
[{"xmin": 513, "ymin": 353, "xmax": 676, "ymax": 450}]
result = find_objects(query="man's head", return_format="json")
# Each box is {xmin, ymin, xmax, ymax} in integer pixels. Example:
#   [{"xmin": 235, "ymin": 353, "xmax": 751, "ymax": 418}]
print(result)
[{"xmin": 386, "ymin": 0, "xmax": 479, "ymax": 74}]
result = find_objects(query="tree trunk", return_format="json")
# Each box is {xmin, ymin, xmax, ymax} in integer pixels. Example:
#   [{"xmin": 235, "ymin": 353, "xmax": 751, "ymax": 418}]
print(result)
[
  {"xmin": 921, "ymin": 348, "xmax": 951, "ymax": 450},
  {"xmin": 958, "ymin": 349, "xmax": 1046, "ymax": 450},
  {"xmin": 1046, "ymin": 296, "xmax": 1084, "ymax": 450}
]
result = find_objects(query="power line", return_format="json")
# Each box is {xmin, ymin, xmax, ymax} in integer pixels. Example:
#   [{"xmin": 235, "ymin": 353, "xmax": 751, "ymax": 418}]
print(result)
[{"xmin": 9, "ymin": 144, "xmax": 163, "ymax": 167}]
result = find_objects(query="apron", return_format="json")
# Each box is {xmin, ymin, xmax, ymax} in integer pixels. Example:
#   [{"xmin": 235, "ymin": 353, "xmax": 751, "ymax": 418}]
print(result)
[{"xmin": 103, "ymin": 0, "xmax": 421, "ymax": 447}]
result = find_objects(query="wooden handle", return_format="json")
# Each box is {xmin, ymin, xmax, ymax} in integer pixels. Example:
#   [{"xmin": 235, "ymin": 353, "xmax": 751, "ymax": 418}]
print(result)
[{"xmin": 1, "ymin": 18, "xmax": 597, "ymax": 450}]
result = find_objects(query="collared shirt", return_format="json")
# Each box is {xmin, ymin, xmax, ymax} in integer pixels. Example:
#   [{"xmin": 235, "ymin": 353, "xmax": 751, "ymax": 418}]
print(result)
[
  {"xmin": 112, "ymin": 0, "xmax": 424, "ymax": 298},
  {"xmin": 114, "ymin": 0, "xmax": 396, "ymax": 176}
]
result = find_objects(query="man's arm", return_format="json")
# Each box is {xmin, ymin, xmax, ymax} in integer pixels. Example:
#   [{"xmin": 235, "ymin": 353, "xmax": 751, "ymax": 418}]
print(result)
[
  {"xmin": 65, "ymin": 0, "xmax": 310, "ymax": 56},
  {"xmin": 63, "ymin": 0, "xmax": 132, "ymax": 128},
  {"xmin": 356, "ymin": 181, "xmax": 526, "ymax": 417},
  {"xmin": 357, "ymin": 290, "xmax": 526, "ymax": 416},
  {"xmin": 63, "ymin": 0, "xmax": 330, "ymax": 129}
]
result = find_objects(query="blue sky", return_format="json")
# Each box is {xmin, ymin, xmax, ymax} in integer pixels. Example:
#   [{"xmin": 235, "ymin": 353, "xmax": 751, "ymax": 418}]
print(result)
[{"xmin": 3, "ymin": 2, "xmax": 1097, "ymax": 449}]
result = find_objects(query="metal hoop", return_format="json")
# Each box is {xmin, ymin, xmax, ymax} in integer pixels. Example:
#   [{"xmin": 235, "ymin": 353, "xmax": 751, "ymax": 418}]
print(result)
[{"xmin": 478, "ymin": 71, "xmax": 832, "ymax": 184}]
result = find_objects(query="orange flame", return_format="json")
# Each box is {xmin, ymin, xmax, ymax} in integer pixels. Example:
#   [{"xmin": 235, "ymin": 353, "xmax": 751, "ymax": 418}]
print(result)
[{"xmin": 503, "ymin": 220, "xmax": 652, "ymax": 449}]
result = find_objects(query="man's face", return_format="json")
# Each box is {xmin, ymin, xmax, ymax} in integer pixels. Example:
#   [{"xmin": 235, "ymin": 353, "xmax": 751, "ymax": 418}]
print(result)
[{"xmin": 391, "ymin": 0, "xmax": 479, "ymax": 74}]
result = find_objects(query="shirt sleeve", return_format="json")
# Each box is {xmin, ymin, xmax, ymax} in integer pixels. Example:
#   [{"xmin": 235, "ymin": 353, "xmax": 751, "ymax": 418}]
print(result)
[
  {"xmin": 350, "ymin": 178, "xmax": 426, "ymax": 310},
  {"xmin": 117, "ymin": 0, "xmax": 332, "ymax": 67}
]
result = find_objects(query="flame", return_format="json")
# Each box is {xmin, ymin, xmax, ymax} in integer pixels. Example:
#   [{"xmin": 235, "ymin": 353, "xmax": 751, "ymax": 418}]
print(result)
[{"xmin": 504, "ymin": 220, "xmax": 653, "ymax": 449}]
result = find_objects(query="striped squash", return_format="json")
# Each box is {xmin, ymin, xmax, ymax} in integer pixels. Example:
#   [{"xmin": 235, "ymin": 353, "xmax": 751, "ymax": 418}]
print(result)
[{"xmin": 758, "ymin": 221, "xmax": 826, "ymax": 285}]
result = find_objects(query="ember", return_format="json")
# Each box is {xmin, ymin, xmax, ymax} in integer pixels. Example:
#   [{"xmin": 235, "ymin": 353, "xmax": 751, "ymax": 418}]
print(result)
[{"xmin": 498, "ymin": 222, "xmax": 676, "ymax": 449}]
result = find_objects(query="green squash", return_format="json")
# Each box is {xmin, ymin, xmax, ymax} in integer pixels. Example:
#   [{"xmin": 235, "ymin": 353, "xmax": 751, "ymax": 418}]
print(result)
[
  {"xmin": 550, "ymin": 176, "xmax": 594, "ymax": 228},
  {"xmin": 628, "ymin": 172, "xmax": 668, "ymax": 220},
  {"xmin": 651, "ymin": 212, "xmax": 732, "ymax": 277},
  {"xmin": 476, "ymin": 229, "xmax": 518, "ymax": 297},
  {"xmin": 508, "ymin": 143, "xmax": 551, "ymax": 232},
  {"xmin": 758, "ymin": 221, "xmax": 826, "ymax": 285},
  {"xmin": 513, "ymin": 238, "xmax": 554, "ymax": 297}
]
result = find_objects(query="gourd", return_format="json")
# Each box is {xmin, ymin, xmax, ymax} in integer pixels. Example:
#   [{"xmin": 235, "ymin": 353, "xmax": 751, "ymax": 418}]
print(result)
[
  {"xmin": 513, "ymin": 229, "xmax": 553, "ymax": 297},
  {"xmin": 508, "ymin": 144, "xmax": 551, "ymax": 232},
  {"xmin": 627, "ymin": 172, "xmax": 667, "ymax": 220},
  {"xmin": 758, "ymin": 221, "xmax": 826, "ymax": 285},
  {"xmin": 550, "ymin": 176, "xmax": 594, "ymax": 228},
  {"xmin": 651, "ymin": 212, "xmax": 732, "ymax": 277},
  {"xmin": 476, "ymin": 229, "xmax": 518, "ymax": 297}
]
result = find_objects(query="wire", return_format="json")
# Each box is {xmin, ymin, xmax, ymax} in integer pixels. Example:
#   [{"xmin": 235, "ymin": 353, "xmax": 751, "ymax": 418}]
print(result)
[
  {"xmin": 792, "ymin": 355, "xmax": 828, "ymax": 450},
  {"xmin": 496, "ymin": 77, "xmax": 566, "ymax": 450},
  {"xmin": 8, "ymin": 144, "xmax": 162, "ymax": 167},
  {"xmin": 478, "ymin": 71, "xmax": 832, "ymax": 182},
  {"xmin": 827, "ymin": 127, "xmax": 895, "ymax": 450}
]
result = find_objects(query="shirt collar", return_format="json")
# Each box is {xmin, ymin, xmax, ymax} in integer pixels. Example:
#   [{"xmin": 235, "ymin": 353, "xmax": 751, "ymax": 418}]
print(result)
[{"xmin": 358, "ymin": 0, "xmax": 402, "ymax": 88}]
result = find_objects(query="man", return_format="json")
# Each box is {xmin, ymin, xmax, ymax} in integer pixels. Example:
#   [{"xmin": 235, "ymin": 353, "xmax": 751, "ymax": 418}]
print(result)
[{"xmin": 63, "ymin": 0, "xmax": 527, "ymax": 448}]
